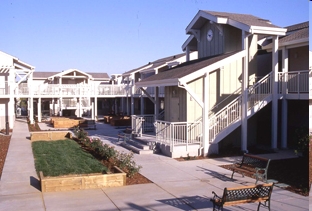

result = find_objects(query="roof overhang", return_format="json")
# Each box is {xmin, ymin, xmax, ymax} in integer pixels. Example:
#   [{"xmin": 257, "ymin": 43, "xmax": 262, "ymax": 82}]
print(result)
[
  {"xmin": 182, "ymin": 35, "xmax": 198, "ymax": 51},
  {"xmin": 135, "ymin": 78, "xmax": 179, "ymax": 88},
  {"xmin": 136, "ymin": 50, "xmax": 246, "ymax": 88},
  {"xmin": 122, "ymin": 64, "xmax": 153, "ymax": 77},
  {"xmin": 48, "ymin": 69, "xmax": 93, "ymax": 80},
  {"xmin": 263, "ymin": 37, "xmax": 309, "ymax": 51},
  {"xmin": 179, "ymin": 50, "xmax": 246, "ymax": 84},
  {"xmin": 186, "ymin": 10, "xmax": 286, "ymax": 36}
]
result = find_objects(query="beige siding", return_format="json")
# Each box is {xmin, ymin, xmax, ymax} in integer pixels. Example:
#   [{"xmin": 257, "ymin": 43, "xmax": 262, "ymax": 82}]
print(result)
[
  {"xmin": 209, "ymin": 59, "xmax": 243, "ymax": 113},
  {"xmin": 198, "ymin": 22, "xmax": 224, "ymax": 58},
  {"xmin": 223, "ymin": 25, "xmax": 242, "ymax": 54},
  {"xmin": 164, "ymin": 86, "xmax": 186, "ymax": 122},
  {"xmin": 186, "ymin": 78, "xmax": 203, "ymax": 122},
  {"xmin": 289, "ymin": 46, "xmax": 309, "ymax": 71}
]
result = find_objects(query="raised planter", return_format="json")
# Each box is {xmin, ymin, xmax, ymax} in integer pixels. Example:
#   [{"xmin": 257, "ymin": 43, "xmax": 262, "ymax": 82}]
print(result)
[
  {"xmin": 51, "ymin": 117, "xmax": 85, "ymax": 128},
  {"xmin": 30, "ymin": 131, "xmax": 72, "ymax": 141},
  {"xmin": 39, "ymin": 166, "xmax": 126, "ymax": 192}
]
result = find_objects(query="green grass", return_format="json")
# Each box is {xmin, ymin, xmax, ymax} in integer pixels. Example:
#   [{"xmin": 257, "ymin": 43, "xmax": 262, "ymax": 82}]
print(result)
[{"xmin": 32, "ymin": 139, "xmax": 108, "ymax": 177}]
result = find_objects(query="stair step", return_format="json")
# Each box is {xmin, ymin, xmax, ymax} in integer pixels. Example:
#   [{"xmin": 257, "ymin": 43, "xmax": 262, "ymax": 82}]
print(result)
[
  {"xmin": 126, "ymin": 139, "xmax": 150, "ymax": 150},
  {"xmin": 120, "ymin": 141, "xmax": 154, "ymax": 155}
]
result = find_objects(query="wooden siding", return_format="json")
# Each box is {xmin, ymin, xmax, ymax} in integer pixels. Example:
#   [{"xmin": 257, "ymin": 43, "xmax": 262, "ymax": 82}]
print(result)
[
  {"xmin": 289, "ymin": 46, "xmax": 309, "ymax": 71},
  {"xmin": 186, "ymin": 78, "xmax": 203, "ymax": 122},
  {"xmin": 198, "ymin": 21, "xmax": 224, "ymax": 58},
  {"xmin": 164, "ymin": 86, "xmax": 186, "ymax": 122},
  {"xmin": 209, "ymin": 59, "xmax": 243, "ymax": 112},
  {"xmin": 223, "ymin": 25, "xmax": 242, "ymax": 54}
]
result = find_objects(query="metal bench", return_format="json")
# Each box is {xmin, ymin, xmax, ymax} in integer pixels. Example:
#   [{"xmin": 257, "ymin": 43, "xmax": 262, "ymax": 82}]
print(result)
[
  {"xmin": 79, "ymin": 120, "xmax": 96, "ymax": 130},
  {"xmin": 230, "ymin": 154, "xmax": 270, "ymax": 184},
  {"xmin": 210, "ymin": 183, "xmax": 273, "ymax": 211}
]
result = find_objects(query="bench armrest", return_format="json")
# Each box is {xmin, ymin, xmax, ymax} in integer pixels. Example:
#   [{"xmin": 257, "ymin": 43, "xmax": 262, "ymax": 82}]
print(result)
[
  {"xmin": 211, "ymin": 191, "xmax": 222, "ymax": 201},
  {"xmin": 255, "ymin": 167, "xmax": 267, "ymax": 173}
]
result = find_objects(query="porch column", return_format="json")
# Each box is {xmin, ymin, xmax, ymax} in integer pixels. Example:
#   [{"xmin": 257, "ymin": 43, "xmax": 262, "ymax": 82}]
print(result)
[
  {"xmin": 91, "ymin": 102, "xmax": 94, "ymax": 120},
  {"xmin": 59, "ymin": 97, "xmax": 62, "ymax": 116},
  {"xmin": 37, "ymin": 98, "xmax": 42, "ymax": 122},
  {"xmin": 154, "ymin": 87, "xmax": 159, "ymax": 120},
  {"xmin": 281, "ymin": 46, "xmax": 288, "ymax": 149},
  {"xmin": 94, "ymin": 97, "xmax": 98, "ymax": 120},
  {"xmin": 8, "ymin": 69, "xmax": 15, "ymax": 129},
  {"xmin": 203, "ymin": 73, "xmax": 209, "ymax": 156},
  {"xmin": 241, "ymin": 31, "xmax": 249, "ymax": 153},
  {"xmin": 131, "ymin": 76, "xmax": 134, "ymax": 115},
  {"xmin": 186, "ymin": 46, "xmax": 190, "ymax": 62},
  {"xmin": 52, "ymin": 99, "xmax": 55, "ymax": 116},
  {"xmin": 121, "ymin": 97, "xmax": 125, "ymax": 115},
  {"xmin": 29, "ymin": 97, "xmax": 34, "ymax": 124},
  {"xmin": 79, "ymin": 97, "xmax": 82, "ymax": 117},
  {"xmin": 271, "ymin": 35, "xmax": 279, "ymax": 150}
]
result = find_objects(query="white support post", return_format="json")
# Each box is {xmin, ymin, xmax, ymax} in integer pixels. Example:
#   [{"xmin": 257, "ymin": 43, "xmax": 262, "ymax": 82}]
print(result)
[
  {"xmin": 203, "ymin": 73, "xmax": 209, "ymax": 156},
  {"xmin": 38, "ymin": 98, "xmax": 42, "ymax": 122},
  {"xmin": 79, "ymin": 97, "xmax": 82, "ymax": 118},
  {"xmin": 281, "ymin": 47, "xmax": 288, "ymax": 149},
  {"xmin": 186, "ymin": 46, "xmax": 190, "ymax": 62},
  {"xmin": 59, "ymin": 97, "xmax": 62, "ymax": 116},
  {"xmin": 131, "ymin": 77, "xmax": 134, "ymax": 115},
  {"xmin": 94, "ymin": 97, "xmax": 98, "ymax": 120},
  {"xmin": 91, "ymin": 102, "xmax": 94, "ymax": 120},
  {"xmin": 8, "ymin": 68, "xmax": 15, "ymax": 129},
  {"xmin": 154, "ymin": 87, "xmax": 159, "ymax": 121},
  {"xmin": 271, "ymin": 35, "xmax": 279, "ymax": 150},
  {"xmin": 241, "ymin": 31, "xmax": 249, "ymax": 153},
  {"xmin": 29, "ymin": 97, "xmax": 34, "ymax": 124}
]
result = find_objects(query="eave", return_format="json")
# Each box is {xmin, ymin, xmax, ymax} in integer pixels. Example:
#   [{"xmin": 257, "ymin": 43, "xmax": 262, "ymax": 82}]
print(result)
[{"xmin": 135, "ymin": 78, "xmax": 179, "ymax": 88}]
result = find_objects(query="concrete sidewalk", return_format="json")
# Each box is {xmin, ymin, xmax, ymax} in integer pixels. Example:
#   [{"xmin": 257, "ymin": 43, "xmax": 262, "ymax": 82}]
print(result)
[{"xmin": 0, "ymin": 120, "xmax": 309, "ymax": 210}]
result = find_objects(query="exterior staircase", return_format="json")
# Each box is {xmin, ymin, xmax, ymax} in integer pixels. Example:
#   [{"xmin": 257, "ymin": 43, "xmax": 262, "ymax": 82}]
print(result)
[{"xmin": 209, "ymin": 72, "xmax": 273, "ymax": 144}]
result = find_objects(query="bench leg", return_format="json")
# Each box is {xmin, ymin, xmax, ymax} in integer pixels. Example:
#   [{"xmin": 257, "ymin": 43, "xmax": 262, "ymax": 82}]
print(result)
[{"xmin": 257, "ymin": 200, "xmax": 270, "ymax": 211}]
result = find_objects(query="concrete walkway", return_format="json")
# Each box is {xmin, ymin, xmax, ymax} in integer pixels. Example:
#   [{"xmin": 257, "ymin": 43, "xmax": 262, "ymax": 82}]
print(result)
[{"xmin": 0, "ymin": 120, "xmax": 309, "ymax": 210}]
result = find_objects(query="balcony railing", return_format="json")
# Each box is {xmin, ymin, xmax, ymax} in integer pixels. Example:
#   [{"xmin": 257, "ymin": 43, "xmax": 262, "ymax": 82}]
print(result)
[
  {"xmin": 278, "ymin": 70, "xmax": 309, "ymax": 94},
  {"xmin": 0, "ymin": 82, "xmax": 9, "ymax": 95},
  {"xmin": 131, "ymin": 114, "xmax": 155, "ymax": 136},
  {"xmin": 15, "ymin": 84, "xmax": 127, "ymax": 96}
]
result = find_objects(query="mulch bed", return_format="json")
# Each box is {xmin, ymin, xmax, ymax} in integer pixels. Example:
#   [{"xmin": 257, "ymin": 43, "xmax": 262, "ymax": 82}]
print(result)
[{"xmin": 0, "ymin": 134, "xmax": 11, "ymax": 179}]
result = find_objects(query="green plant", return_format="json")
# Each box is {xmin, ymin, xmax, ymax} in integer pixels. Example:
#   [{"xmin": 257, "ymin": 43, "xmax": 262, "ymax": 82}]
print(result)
[
  {"xmin": 73, "ymin": 128, "xmax": 141, "ymax": 177},
  {"xmin": 294, "ymin": 127, "xmax": 310, "ymax": 157}
]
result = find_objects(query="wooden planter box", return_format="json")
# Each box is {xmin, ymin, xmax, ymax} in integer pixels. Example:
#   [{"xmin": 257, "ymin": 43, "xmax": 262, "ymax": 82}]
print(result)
[
  {"xmin": 51, "ymin": 117, "xmax": 85, "ymax": 128},
  {"xmin": 110, "ymin": 117, "xmax": 131, "ymax": 126},
  {"xmin": 39, "ymin": 166, "xmax": 126, "ymax": 192},
  {"xmin": 30, "ymin": 131, "xmax": 72, "ymax": 141}
]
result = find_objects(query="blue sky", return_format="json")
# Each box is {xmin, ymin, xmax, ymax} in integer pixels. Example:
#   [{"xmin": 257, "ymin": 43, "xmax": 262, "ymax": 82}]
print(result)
[{"xmin": 0, "ymin": 0, "xmax": 309, "ymax": 76}]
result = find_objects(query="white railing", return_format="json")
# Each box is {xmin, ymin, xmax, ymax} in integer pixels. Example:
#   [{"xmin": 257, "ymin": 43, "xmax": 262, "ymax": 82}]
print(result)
[
  {"xmin": 15, "ymin": 84, "xmax": 127, "ymax": 96},
  {"xmin": 248, "ymin": 72, "xmax": 272, "ymax": 109},
  {"xmin": 209, "ymin": 72, "xmax": 273, "ymax": 142},
  {"xmin": 154, "ymin": 119, "xmax": 202, "ymax": 152},
  {"xmin": 278, "ymin": 70, "xmax": 309, "ymax": 94},
  {"xmin": 0, "ymin": 82, "xmax": 9, "ymax": 95},
  {"xmin": 131, "ymin": 114, "xmax": 155, "ymax": 136},
  {"xmin": 134, "ymin": 86, "xmax": 165, "ymax": 96}
]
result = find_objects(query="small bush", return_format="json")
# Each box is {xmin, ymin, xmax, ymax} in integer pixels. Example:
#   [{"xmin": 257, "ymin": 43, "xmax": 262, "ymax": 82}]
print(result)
[{"xmin": 74, "ymin": 128, "xmax": 141, "ymax": 177}]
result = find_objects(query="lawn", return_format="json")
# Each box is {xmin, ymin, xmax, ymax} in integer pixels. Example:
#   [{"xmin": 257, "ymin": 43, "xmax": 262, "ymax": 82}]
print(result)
[{"xmin": 32, "ymin": 139, "xmax": 108, "ymax": 177}]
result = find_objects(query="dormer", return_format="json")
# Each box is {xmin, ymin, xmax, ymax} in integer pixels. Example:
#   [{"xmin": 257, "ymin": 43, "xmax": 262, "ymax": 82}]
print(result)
[{"xmin": 183, "ymin": 10, "xmax": 286, "ymax": 59}]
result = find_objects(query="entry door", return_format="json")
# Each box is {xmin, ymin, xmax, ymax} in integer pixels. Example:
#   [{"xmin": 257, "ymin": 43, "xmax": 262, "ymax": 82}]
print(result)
[{"xmin": 170, "ymin": 97, "xmax": 179, "ymax": 122}]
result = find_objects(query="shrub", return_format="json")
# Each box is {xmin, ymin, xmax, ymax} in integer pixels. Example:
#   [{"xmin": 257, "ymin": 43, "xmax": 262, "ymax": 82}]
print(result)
[{"xmin": 74, "ymin": 128, "xmax": 141, "ymax": 177}]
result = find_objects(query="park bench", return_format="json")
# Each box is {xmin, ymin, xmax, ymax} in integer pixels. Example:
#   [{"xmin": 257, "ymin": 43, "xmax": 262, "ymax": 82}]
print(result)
[
  {"xmin": 79, "ymin": 120, "xmax": 96, "ymax": 130},
  {"xmin": 117, "ymin": 128, "xmax": 133, "ymax": 142},
  {"xmin": 230, "ymin": 154, "xmax": 270, "ymax": 184},
  {"xmin": 210, "ymin": 183, "xmax": 273, "ymax": 211}
]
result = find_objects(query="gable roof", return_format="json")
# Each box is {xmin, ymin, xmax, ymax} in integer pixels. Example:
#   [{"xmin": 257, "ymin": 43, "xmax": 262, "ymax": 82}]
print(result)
[
  {"xmin": 122, "ymin": 53, "xmax": 186, "ymax": 77},
  {"xmin": 135, "ymin": 50, "xmax": 245, "ymax": 88},
  {"xmin": 263, "ymin": 21, "xmax": 309, "ymax": 50},
  {"xmin": 186, "ymin": 10, "xmax": 286, "ymax": 36},
  {"xmin": 0, "ymin": 50, "xmax": 35, "ymax": 73},
  {"xmin": 33, "ymin": 70, "xmax": 109, "ymax": 81}
]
